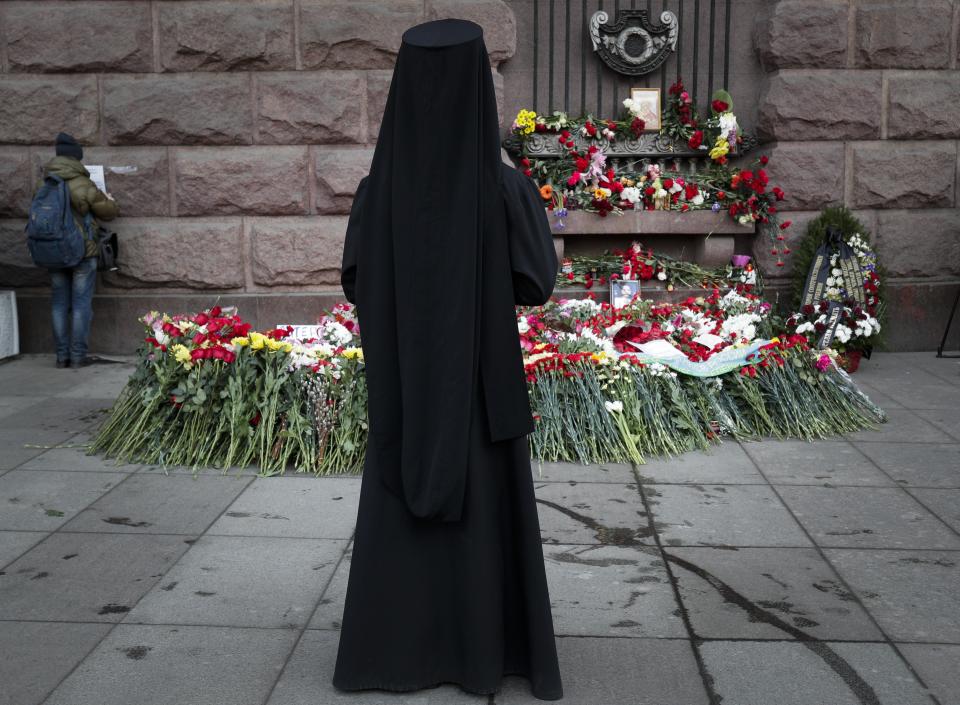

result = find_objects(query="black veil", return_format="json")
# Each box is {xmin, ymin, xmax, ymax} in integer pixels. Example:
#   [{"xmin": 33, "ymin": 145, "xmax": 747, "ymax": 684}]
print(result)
[{"xmin": 341, "ymin": 19, "xmax": 555, "ymax": 523}]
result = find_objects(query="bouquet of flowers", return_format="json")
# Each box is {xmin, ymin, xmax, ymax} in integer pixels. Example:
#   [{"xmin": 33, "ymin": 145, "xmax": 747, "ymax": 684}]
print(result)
[{"xmin": 510, "ymin": 81, "xmax": 791, "ymax": 259}]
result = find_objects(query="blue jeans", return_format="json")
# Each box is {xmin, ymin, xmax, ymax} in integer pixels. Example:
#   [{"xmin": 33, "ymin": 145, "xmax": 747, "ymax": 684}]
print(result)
[{"xmin": 49, "ymin": 256, "xmax": 97, "ymax": 364}]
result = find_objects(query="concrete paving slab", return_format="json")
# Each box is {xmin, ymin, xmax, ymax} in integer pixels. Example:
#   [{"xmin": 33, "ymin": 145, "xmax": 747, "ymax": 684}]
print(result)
[
  {"xmin": 0, "ymin": 395, "xmax": 47, "ymax": 422},
  {"xmin": 741, "ymin": 439, "xmax": 894, "ymax": 486},
  {"xmin": 5, "ymin": 397, "xmax": 114, "ymax": 433},
  {"xmin": 0, "ymin": 470, "xmax": 125, "ymax": 531},
  {"xmin": 907, "ymin": 488, "xmax": 960, "ymax": 533},
  {"xmin": 912, "ymin": 409, "xmax": 960, "ymax": 442},
  {"xmin": 700, "ymin": 640, "xmax": 935, "ymax": 705},
  {"xmin": 53, "ymin": 365, "xmax": 138, "ymax": 400},
  {"xmin": 207, "ymin": 476, "xmax": 359, "ymax": 539},
  {"xmin": 268, "ymin": 629, "xmax": 487, "ymax": 704},
  {"xmin": 0, "ymin": 621, "xmax": 112, "ymax": 705},
  {"xmin": 847, "ymin": 409, "xmax": 955, "ymax": 444},
  {"xmin": 0, "ymin": 530, "xmax": 46, "ymax": 568},
  {"xmin": 530, "ymin": 460, "xmax": 636, "ymax": 483},
  {"xmin": 307, "ymin": 542, "xmax": 352, "ymax": 631},
  {"xmin": 778, "ymin": 486, "xmax": 960, "ymax": 549},
  {"xmin": 897, "ymin": 643, "xmax": 960, "ymax": 705},
  {"xmin": 61, "ymin": 473, "xmax": 253, "ymax": 535},
  {"xmin": 19, "ymin": 436, "xmax": 140, "ymax": 472},
  {"xmin": 666, "ymin": 546, "xmax": 883, "ymax": 641},
  {"xmin": 851, "ymin": 381, "xmax": 904, "ymax": 409},
  {"xmin": 43, "ymin": 624, "xmax": 297, "ymax": 705},
  {"xmin": 533, "ymin": 481, "xmax": 653, "ymax": 546},
  {"xmin": 645, "ymin": 484, "xmax": 811, "ymax": 547},
  {"xmin": 0, "ymin": 532, "xmax": 191, "ymax": 622},
  {"xmin": 542, "ymin": 544, "xmax": 685, "ymax": 638},
  {"xmin": 0, "ymin": 428, "xmax": 77, "ymax": 471},
  {"xmin": 854, "ymin": 442, "xmax": 960, "ymax": 487},
  {"xmin": 0, "ymin": 365, "xmax": 82, "ymax": 396},
  {"xmin": 499, "ymin": 637, "xmax": 709, "ymax": 705},
  {"xmin": 126, "ymin": 535, "xmax": 347, "ymax": 628},
  {"xmin": 825, "ymin": 549, "xmax": 960, "ymax": 642},
  {"xmin": 633, "ymin": 442, "xmax": 765, "ymax": 484},
  {"xmin": 857, "ymin": 368, "xmax": 960, "ymax": 410}
]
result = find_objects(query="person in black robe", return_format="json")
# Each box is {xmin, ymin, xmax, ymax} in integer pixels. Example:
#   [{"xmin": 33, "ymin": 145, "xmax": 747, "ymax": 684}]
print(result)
[{"xmin": 332, "ymin": 17, "xmax": 564, "ymax": 702}]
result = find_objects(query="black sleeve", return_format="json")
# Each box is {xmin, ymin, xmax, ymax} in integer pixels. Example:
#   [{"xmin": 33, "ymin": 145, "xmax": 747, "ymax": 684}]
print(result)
[
  {"xmin": 501, "ymin": 165, "xmax": 559, "ymax": 306},
  {"xmin": 340, "ymin": 175, "xmax": 369, "ymax": 305}
]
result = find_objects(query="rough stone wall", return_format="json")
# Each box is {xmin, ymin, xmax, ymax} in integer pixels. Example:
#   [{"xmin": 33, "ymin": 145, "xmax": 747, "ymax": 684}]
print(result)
[
  {"xmin": 754, "ymin": 0, "xmax": 960, "ymax": 351},
  {"xmin": 0, "ymin": 0, "xmax": 515, "ymax": 352}
]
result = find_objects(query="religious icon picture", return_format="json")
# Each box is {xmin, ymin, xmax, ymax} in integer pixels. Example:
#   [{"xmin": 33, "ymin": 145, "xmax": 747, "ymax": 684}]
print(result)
[
  {"xmin": 628, "ymin": 87, "xmax": 661, "ymax": 131},
  {"xmin": 611, "ymin": 279, "xmax": 640, "ymax": 309}
]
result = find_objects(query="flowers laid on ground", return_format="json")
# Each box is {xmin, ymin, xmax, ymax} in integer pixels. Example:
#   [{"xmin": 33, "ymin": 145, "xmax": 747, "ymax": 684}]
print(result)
[
  {"xmin": 512, "ymin": 80, "xmax": 792, "ymax": 262},
  {"xmin": 555, "ymin": 241, "xmax": 763, "ymax": 294},
  {"xmin": 783, "ymin": 207, "xmax": 886, "ymax": 371},
  {"xmin": 91, "ymin": 268, "xmax": 885, "ymax": 474}
]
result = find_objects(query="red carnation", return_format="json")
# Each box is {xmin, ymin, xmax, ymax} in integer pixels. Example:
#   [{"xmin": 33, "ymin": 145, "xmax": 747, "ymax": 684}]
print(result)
[
  {"xmin": 688, "ymin": 130, "xmax": 704, "ymax": 150},
  {"xmin": 711, "ymin": 100, "xmax": 729, "ymax": 113}
]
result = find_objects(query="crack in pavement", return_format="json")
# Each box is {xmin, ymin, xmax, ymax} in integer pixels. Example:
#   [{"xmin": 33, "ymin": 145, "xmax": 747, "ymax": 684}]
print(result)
[{"xmin": 535, "ymin": 495, "xmax": 883, "ymax": 705}]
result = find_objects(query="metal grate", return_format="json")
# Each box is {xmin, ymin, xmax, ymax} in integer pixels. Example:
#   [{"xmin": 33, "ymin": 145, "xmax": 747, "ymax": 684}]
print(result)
[{"xmin": 528, "ymin": 0, "xmax": 734, "ymax": 119}]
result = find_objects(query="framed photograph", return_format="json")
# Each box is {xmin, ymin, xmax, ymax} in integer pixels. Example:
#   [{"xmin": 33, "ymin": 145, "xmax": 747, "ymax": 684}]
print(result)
[
  {"xmin": 610, "ymin": 279, "xmax": 640, "ymax": 309},
  {"xmin": 629, "ymin": 87, "xmax": 661, "ymax": 131}
]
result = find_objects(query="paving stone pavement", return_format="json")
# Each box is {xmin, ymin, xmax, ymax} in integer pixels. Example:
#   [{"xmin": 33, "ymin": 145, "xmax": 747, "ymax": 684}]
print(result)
[{"xmin": 1, "ymin": 352, "xmax": 958, "ymax": 705}]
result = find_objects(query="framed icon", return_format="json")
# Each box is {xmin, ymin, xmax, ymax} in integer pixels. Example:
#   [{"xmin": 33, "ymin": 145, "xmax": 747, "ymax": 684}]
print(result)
[
  {"xmin": 611, "ymin": 279, "xmax": 640, "ymax": 309},
  {"xmin": 628, "ymin": 87, "xmax": 661, "ymax": 131}
]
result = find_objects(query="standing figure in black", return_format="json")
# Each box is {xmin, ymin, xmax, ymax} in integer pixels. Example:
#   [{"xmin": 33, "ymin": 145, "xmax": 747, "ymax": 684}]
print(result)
[{"xmin": 333, "ymin": 18, "xmax": 564, "ymax": 702}]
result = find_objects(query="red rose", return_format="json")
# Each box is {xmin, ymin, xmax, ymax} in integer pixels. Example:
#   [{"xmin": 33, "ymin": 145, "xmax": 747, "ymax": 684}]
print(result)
[
  {"xmin": 759, "ymin": 155, "xmax": 769, "ymax": 165},
  {"xmin": 711, "ymin": 100, "xmax": 729, "ymax": 112},
  {"xmin": 575, "ymin": 157, "xmax": 589, "ymax": 172},
  {"xmin": 521, "ymin": 157, "xmax": 530, "ymax": 167},
  {"xmin": 663, "ymin": 178, "xmax": 674, "ymax": 189}
]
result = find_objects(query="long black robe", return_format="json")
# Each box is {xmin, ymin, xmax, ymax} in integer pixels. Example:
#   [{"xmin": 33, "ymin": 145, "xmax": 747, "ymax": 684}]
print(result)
[{"xmin": 333, "ymin": 18, "xmax": 563, "ymax": 700}]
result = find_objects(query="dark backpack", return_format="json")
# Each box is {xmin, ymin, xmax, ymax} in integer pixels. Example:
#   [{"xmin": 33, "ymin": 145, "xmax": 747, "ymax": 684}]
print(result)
[{"xmin": 24, "ymin": 174, "xmax": 92, "ymax": 269}]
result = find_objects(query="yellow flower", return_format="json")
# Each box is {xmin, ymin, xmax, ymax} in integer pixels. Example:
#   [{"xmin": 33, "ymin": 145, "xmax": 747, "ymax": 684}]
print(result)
[
  {"xmin": 593, "ymin": 187, "xmax": 611, "ymax": 200},
  {"xmin": 514, "ymin": 108, "xmax": 538, "ymax": 135},
  {"xmin": 249, "ymin": 332, "xmax": 267, "ymax": 351},
  {"xmin": 171, "ymin": 344, "xmax": 193, "ymax": 369},
  {"xmin": 709, "ymin": 135, "xmax": 729, "ymax": 161},
  {"xmin": 342, "ymin": 347, "xmax": 364, "ymax": 360},
  {"xmin": 231, "ymin": 336, "xmax": 249, "ymax": 347}
]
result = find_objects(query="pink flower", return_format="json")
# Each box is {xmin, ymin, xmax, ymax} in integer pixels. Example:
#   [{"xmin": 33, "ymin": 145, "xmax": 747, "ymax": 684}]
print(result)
[
  {"xmin": 567, "ymin": 172, "xmax": 581, "ymax": 187},
  {"xmin": 815, "ymin": 354, "xmax": 832, "ymax": 372}
]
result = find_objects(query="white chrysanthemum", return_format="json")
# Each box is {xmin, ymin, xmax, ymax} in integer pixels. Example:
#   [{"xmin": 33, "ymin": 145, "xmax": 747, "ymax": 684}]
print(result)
[
  {"xmin": 604, "ymin": 400, "xmax": 624, "ymax": 413},
  {"xmin": 719, "ymin": 112, "xmax": 738, "ymax": 135}
]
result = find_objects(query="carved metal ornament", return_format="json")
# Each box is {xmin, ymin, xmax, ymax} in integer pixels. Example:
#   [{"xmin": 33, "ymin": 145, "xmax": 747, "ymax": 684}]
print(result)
[{"xmin": 589, "ymin": 9, "xmax": 679, "ymax": 76}]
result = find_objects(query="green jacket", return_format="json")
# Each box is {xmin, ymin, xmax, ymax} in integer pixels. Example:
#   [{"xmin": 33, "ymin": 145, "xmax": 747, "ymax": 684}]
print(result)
[{"xmin": 37, "ymin": 155, "xmax": 119, "ymax": 259}]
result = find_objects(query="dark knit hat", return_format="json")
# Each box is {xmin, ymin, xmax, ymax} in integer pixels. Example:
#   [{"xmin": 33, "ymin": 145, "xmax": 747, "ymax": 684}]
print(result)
[{"xmin": 54, "ymin": 132, "xmax": 83, "ymax": 160}]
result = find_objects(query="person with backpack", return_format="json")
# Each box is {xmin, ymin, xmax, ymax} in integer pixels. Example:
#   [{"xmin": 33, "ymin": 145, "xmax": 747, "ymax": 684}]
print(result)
[{"xmin": 27, "ymin": 132, "xmax": 118, "ymax": 368}]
